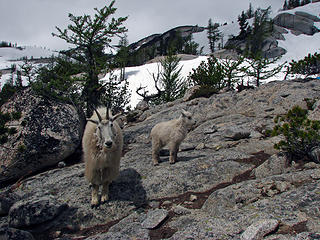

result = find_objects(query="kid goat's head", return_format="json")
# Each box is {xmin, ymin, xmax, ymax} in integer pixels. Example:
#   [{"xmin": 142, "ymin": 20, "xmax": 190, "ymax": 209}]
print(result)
[
  {"xmin": 181, "ymin": 109, "xmax": 195, "ymax": 129},
  {"xmin": 88, "ymin": 108, "xmax": 121, "ymax": 150}
]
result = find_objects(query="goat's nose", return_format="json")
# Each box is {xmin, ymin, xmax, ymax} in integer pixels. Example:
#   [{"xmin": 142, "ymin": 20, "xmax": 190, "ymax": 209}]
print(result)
[{"xmin": 105, "ymin": 141, "xmax": 113, "ymax": 148}]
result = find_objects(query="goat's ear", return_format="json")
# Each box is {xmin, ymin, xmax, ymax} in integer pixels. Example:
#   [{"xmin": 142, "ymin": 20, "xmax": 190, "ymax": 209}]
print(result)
[{"xmin": 87, "ymin": 119, "xmax": 99, "ymax": 125}]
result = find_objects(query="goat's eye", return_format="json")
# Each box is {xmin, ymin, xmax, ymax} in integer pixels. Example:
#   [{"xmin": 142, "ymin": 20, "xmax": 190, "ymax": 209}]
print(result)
[{"xmin": 188, "ymin": 116, "xmax": 192, "ymax": 120}]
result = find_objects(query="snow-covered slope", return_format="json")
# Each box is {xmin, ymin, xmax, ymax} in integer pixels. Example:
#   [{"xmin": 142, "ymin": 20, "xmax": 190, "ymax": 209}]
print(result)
[
  {"xmin": 1, "ymin": 2, "xmax": 319, "ymax": 109},
  {"xmin": 0, "ymin": 46, "xmax": 55, "ymax": 87}
]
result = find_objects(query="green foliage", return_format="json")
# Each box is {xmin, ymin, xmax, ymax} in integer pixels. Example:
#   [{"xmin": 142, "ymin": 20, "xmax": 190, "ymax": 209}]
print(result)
[
  {"xmin": 207, "ymin": 19, "xmax": 221, "ymax": 53},
  {"xmin": 158, "ymin": 54, "xmax": 187, "ymax": 103},
  {"xmin": 237, "ymin": 11, "xmax": 249, "ymax": 39},
  {"xmin": 0, "ymin": 41, "xmax": 13, "ymax": 48},
  {"xmin": 304, "ymin": 98, "xmax": 318, "ymax": 111},
  {"xmin": 245, "ymin": 55, "xmax": 285, "ymax": 87},
  {"xmin": 0, "ymin": 83, "xmax": 16, "ymax": 106},
  {"xmin": 271, "ymin": 106, "xmax": 320, "ymax": 162},
  {"xmin": 32, "ymin": 56, "xmax": 83, "ymax": 105},
  {"xmin": 101, "ymin": 71, "xmax": 131, "ymax": 113},
  {"xmin": 148, "ymin": 54, "xmax": 187, "ymax": 105},
  {"xmin": 287, "ymin": 52, "xmax": 320, "ymax": 77},
  {"xmin": 188, "ymin": 56, "xmax": 226, "ymax": 92},
  {"xmin": 0, "ymin": 110, "xmax": 22, "ymax": 145},
  {"xmin": 18, "ymin": 144, "xmax": 26, "ymax": 153},
  {"xmin": 220, "ymin": 56, "xmax": 245, "ymax": 88},
  {"xmin": 52, "ymin": 0, "xmax": 128, "ymax": 116},
  {"xmin": 247, "ymin": 7, "xmax": 273, "ymax": 57}
]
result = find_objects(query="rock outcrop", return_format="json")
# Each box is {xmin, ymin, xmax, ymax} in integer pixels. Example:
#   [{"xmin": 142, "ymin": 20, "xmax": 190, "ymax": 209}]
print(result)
[
  {"xmin": 127, "ymin": 25, "xmax": 205, "ymax": 66},
  {"xmin": 0, "ymin": 88, "xmax": 85, "ymax": 184},
  {"xmin": 1, "ymin": 79, "xmax": 320, "ymax": 239},
  {"xmin": 273, "ymin": 12, "xmax": 320, "ymax": 36},
  {"xmin": 225, "ymin": 8, "xmax": 320, "ymax": 59}
]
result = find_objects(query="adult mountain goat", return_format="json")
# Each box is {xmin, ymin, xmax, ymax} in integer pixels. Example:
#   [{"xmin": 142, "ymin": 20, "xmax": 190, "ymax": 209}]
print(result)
[
  {"xmin": 82, "ymin": 107, "xmax": 123, "ymax": 206},
  {"xmin": 150, "ymin": 109, "xmax": 195, "ymax": 166}
]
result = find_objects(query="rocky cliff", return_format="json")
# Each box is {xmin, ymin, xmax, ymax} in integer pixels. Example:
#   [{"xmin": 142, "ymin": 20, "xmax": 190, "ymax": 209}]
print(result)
[{"xmin": 1, "ymin": 78, "xmax": 320, "ymax": 239}]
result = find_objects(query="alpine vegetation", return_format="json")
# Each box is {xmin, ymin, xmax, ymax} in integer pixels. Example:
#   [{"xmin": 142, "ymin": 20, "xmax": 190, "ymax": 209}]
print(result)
[{"xmin": 82, "ymin": 107, "xmax": 123, "ymax": 206}]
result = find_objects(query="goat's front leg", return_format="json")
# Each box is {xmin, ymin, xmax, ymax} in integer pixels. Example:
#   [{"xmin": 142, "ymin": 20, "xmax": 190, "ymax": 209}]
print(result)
[
  {"xmin": 91, "ymin": 184, "xmax": 99, "ymax": 206},
  {"xmin": 101, "ymin": 182, "xmax": 110, "ymax": 203}
]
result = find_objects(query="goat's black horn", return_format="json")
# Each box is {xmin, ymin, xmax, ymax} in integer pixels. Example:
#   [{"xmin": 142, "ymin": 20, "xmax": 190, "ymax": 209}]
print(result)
[{"xmin": 94, "ymin": 109, "xmax": 102, "ymax": 122}]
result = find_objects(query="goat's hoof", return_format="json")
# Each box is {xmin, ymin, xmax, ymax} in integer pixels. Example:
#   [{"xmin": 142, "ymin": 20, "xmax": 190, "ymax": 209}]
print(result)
[
  {"xmin": 101, "ymin": 195, "xmax": 109, "ymax": 203},
  {"xmin": 91, "ymin": 203, "xmax": 99, "ymax": 209},
  {"xmin": 169, "ymin": 161, "xmax": 176, "ymax": 164},
  {"xmin": 91, "ymin": 199, "xmax": 99, "ymax": 207},
  {"xmin": 153, "ymin": 162, "xmax": 159, "ymax": 166}
]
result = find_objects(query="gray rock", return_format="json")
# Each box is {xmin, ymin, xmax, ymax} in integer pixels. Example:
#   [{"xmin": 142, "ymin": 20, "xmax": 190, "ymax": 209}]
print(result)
[
  {"xmin": 172, "ymin": 205, "xmax": 191, "ymax": 215},
  {"xmin": 310, "ymin": 147, "xmax": 320, "ymax": 164},
  {"xmin": 9, "ymin": 195, "xmax": 68, "ymax": 229},
  {"xmin": 87, "ymin": 212, "xmax": 149, "ymax": 240},
  {"xmin": 0, "ymin": 191, "xmax": 20, "ymax": 216},
  {"xmin": 294, "ymin": 232, "xmax": 320, "ymax": 240},
  {"xmin": 0, "ymin": 88, "xmax": 85, "ymax": 183},
  {"xmin": 308, "ymin": 100, "xmax": 320, "ymax": 121},
  {"xmin": 0, "ymin": 227, "xmax": 34, "ymax": 240},
  {"xmin": 141, "ymin": 209, "xmax": 168, "ymax": 229},
  {"xmin": 295, "ymin": 11, "xmax": 320, "ymax": 22},
  {"xmin": 273, "ymin": 12, "xmax": 319, "ymax": 36},
  {"xmin": 264, "ymin": 47, "xmax": 287, "ymax": 59},
  {"xmin": 254, "ymin": 153, "xmax": 288, "ymax": 179},
  {"xmin": 135, "ymin": 100, "xmax": 149, "ymax": 111},
  {"xmin": 1, "ymin": 80, "xmax": 320, "ymax": 239},
  {"xmin": 240, "ymin": 219, "xmax": 279, "ymax": 240},
  {"xmin": 224, "ymin": 127, "xmax": 251, "ymax": 141}
]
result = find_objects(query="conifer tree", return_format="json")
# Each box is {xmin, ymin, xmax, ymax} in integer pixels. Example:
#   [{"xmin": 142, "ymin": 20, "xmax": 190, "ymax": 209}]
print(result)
[
  {"xmin": 247, "ymin": 7, "xmax": 273, "ymax": 57},
  {"xmin": 283, "ymin": 0, "xmax": 289, "ymax": 10},
  {"xmin": 245, "ymin": 55, "xmax": 285, "ymax": 87},
  {"xmin": 246, "ymin": 3, "xmax": 254, "ymax": 19},
  {"xmin": 52, "ymin": 0, "xmax": 128, "ymax": 116},
  {"xmin": 207, "ymin": 19, "xmax": 221, "ymax": 54},
  {"xmin": 238, "ymin": 11, "xmax": 249, "ymax": 39}
]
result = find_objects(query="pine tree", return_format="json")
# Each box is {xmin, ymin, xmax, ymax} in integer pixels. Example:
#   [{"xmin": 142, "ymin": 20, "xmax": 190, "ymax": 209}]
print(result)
[
  {"xmin": 247, "ymin": 7, "xmax": 273, "ymax": 57},
  {"xmin": 246, "ymin": 3, "xmax": 254, "ymax": 19},
  {"xmin": 220, "ymin": 56, "xmax": 245, "ymax": 88},
  {"xmin": 207, "ymin": 19, "xmax": 221, "ymax": 54},
  {"xmin": 288, "ymin": 0, "xmax": 294, "ymax": 8},
  {"xmin": 283, "ymin": 0, "xmax": 289, "ymax": 10},
  {"xmin": 52, "ymin": 1, "xmax": 128, "ymax": 116},
  {"xmin": 238, "ymin": 11, "xmax": 249, "ymax": 39},
  {"xmin": 157, "ymin": 53, "xmax": 187, "ymax": 104},
  {"xmin": 245, "ymin": 55, "xmax": 285, "ymax": 87}
]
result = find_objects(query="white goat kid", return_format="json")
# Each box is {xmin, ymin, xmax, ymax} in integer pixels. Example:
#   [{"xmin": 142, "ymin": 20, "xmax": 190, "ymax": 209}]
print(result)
[
  {"xmin": 82, "ymin": 108, "xmax": 123, "ymax": 206},
  {"xmin": 150, "ymin": 109, "xmax": 195, "ymax": 166}
]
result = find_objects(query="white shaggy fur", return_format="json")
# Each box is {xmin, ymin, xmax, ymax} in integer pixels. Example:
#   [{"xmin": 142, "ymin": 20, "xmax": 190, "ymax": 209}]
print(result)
[
  {"xmin": 82, "ymin": 108, "xmax": 123, "ymax": 206},
  {"xmin": 150, "ymin": 110, "xmax": 195, "ymax": 166}
]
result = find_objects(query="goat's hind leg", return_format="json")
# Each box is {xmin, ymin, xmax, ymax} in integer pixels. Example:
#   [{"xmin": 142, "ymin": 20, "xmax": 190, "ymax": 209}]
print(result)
[
  {"xmin": 101, "ymin": 182, "xmax": 110, "ymax": 203},
  {"xmin": 152, "ymin": 138, "xmax": 161, "ymax": 166}
]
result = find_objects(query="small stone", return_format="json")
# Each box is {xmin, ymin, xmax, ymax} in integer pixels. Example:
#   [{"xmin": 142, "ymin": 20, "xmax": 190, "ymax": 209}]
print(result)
[
  {"xmin": 240, "ymin": 219, "xmax": 279, "ymax": 240},
  {"xmin": 162, "ymin": 201, "xmax": 172, "ymax": 206},
  {"xmin": 311, "ymin": 169, "xmax": 320, "ymax": 180},
  {"xmin": 195, "ymin": 143, "xmax": 206, "ymax": 150},
  {"xmin": 141, "ymin": 209, "xmax": 168, "ymax": 229},
  {"xmin": 172, "ymin": 205, "xmax": 191, "ymax": 215},
  {"xmin": 57, "ymin": 161, "xmax": 66, "ymax": 168},
  {"xmin": 190, "ymin": 195, "xmax": 198, "ymax": 202}
]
